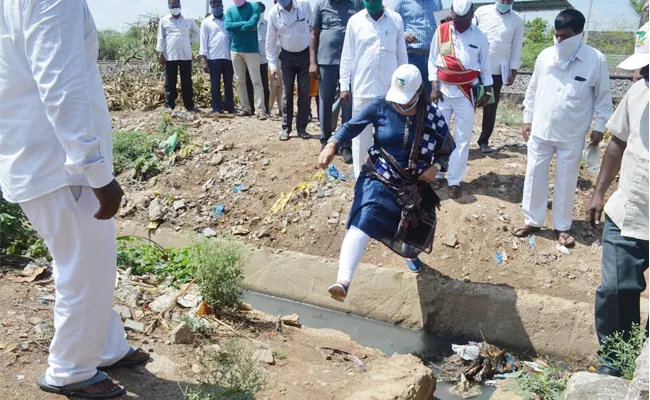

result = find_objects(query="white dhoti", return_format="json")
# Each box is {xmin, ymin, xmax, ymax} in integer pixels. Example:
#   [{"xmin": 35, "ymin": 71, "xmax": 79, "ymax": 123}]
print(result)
[
  {"xmin": 522, "ymin": 135, "xmax": 584, "ymax": 232},
  {"xmin": 19, "ymin": 186, "xmax": 130, "ymax": 387},
  {"xmin": 351, "ymin": 97, "xmax": 375, "ymax": 179},
  {"xmin": 436, "ymin": 95, "xmax": 475, "ymax": 186}
]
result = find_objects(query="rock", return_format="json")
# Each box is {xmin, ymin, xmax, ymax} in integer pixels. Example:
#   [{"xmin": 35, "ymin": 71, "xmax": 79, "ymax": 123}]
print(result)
[
  {"xmin": 232, "ymin": 226, "xmax": 250, "ymax": 236},
  {"xmin": 149, "ymin": 290, "xmax": 180, "ymax": 313},
  {"xmin": 556, "ymin": 244, "xmax": 571, "ymax": 255},
  {"xmin": 490, "ymin": 379, "xmax": 525, "ymax": 400},
  {"xmin": 33, "ymin": 323, "xmax": 53, "ymax": 335},
  {"xmin": 280, "ymin": 314, "xmax": 300, "ymax": 327},
  {"xmin": 114, "ymin": 284, "xmax": 140, "ymax": 308},
  {"xmin": 203, "ymin": 227, "xmax": 217, "ymax": 237},
  {"xmin": 169, "ymin": 322, "xmax": 196, "ymax": 345},
  {"xmin": 565, "ymin": 371, "xmax": 629, "ymax": 400},
  {"xmin": 497, "ymin": 202, "xmax": 507, "ymax": 209},
  {"xmin": 172, "ymin": 200, "xmax": 186, "ymax": 211},
  {"xmin": 320, "ymin": 348, "xmax": 334, "ymax": 360},
  {"xmin": 262, "ymin": 159, "xmax": 270, "ymax": 166},
  {"xmin": 498, "ymin": 185, "xmax": 507, "ymax": 193},
  {"xmin": 625, "ymin": 340, "xmax": 649, "ymax": 400},
  {"xmin": 132, "ymin": 309, "xmax": 145, "ymax": 321},
  {"xmin": 210, "ymin": 153, "xmax": 224, "ymax": 166},
  {"xmin": 344, "ymin": 354, "xmax": 436, "ymax": 400},
  {"xmin": 145, "ymin": 354, "xmax": 179, "ymax": 376},
  {"xmin": 124, "ymin": 319, "xmax": 145, "ymax": 332},
  {"xmin": 28, "ymin": 316, "xmax": 43, "ymax": 326},
  {"xmin": 113, "ymin": 305, "xmax": 132, "ymax": 319},
  {"xmin": 443, "ymin": 234, "xmax": 459, "ymax": 248},
  {"xmin": 148, "ymin": 197, "xmax": 166, "ymax": 221},
  {"xmin": 253, "ymin": 349, "xmax": 275, "ymax": 365}
]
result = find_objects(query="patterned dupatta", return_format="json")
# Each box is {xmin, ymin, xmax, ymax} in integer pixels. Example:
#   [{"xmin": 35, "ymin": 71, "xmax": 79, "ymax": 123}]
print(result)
[{"xmin": 363, "ymin": 100, "xmax": 455, "ymax": 258}]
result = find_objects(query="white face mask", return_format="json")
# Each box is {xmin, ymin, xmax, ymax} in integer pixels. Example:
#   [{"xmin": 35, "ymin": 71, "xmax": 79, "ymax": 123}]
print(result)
[
  {"xmin": 170, "ymin": 7, "xmax": 181, "ymax": 16},
  {"xmin": 554, "ymin": 33, "xmax": 583, "ymax": 69}
]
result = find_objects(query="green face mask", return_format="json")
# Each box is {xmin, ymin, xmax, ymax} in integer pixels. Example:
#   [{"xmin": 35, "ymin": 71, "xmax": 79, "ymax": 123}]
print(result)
[{"xmin": 363, "ymin": 0, "xmax": 382, "ymax": 14}]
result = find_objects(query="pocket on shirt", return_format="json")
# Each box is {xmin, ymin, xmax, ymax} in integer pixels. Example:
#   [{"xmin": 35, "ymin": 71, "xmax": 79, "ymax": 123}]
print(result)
[
  {"xmin": 381, "ymin": 30, "xmax": 397, "ymax": 53},
  {"xmin": 322, "ymin": 11, "xmax": 342, "ymax": 29},
  {"xmin": 563, "ymin": 76, "xmax": 591, "ymax": 100}
]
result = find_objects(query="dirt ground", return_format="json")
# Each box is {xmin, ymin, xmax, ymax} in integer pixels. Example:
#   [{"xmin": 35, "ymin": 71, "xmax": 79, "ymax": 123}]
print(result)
[
  {"xmin": 110, "ymin": 105, "xmax": 632, "ymax": 304},
  {"xmin": 0, "ymin": 277, "xmax": 401, "ymax": 400}
]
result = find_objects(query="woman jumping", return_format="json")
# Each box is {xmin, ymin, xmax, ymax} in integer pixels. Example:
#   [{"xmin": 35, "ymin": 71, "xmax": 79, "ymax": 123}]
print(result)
[{"xmin": 318, "ymin": 64, "xmax": 456, "ymax": 302}]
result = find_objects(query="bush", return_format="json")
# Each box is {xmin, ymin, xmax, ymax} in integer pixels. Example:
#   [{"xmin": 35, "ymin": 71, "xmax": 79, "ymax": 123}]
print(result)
[
  {"xmin": 521, "ymin": 18, "xmax": 554, "ymax": 70},
  {"xmin": 185, "ymin": 340, "xmax": 267, "ymax": 400},
  {"xmin": 598, "ymin": 323, "xmax": 646, "ymax": 380},
  {"xmin": 514, "ymin": 365, "xmax": 567, "ymax": 400},
  {"xmin": 0, "ymin": 197, "xmax": 49, "ymax": 258},
  {"xmin": 113, "ymin": 130, "xmax": 162, "ymax": 179},
  {"xmin": 193, "ymin": 240, "xmax": 246, "ymax": 312},
  {"xmin": 117, "ymin": 238, "xmax": 195, "ymax": 284}
]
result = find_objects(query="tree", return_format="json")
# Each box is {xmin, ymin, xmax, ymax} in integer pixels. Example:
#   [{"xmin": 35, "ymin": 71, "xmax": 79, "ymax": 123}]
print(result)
[{"xmin": 629, "ymin": 0, "xmax": 646, "ymax": 16}]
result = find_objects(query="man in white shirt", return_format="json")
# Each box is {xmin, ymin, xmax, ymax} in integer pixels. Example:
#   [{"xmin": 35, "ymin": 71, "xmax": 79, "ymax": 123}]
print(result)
[
  {"xmin": 513, "ymin": 9, "xmax": 612, "ymax": 247},
  {"xmin": 201, "ymin": 0, "xmax": 235, "ymax": 114},
  {"xmin": 246, "ymin": 2, "xmax": 272, "ymax": 116},
  {"xmin": 428, "ymin": 0, "xmax": 493, "ymax": 199},
  {"xmin": 586, "ymin": 23, "xmax": 648, "ymax": 377},
  {"xmin": 339, "ymin": 0, "xmax": 408, "ymax": 177},
  {"xmin": 473, "ymin": 0, "xmax": 524, "ymax": 153},
  {"xmin": 0, "ymin": 0, "xmax": 150, "ymax": 397},
  {"xmin": 267, "ymin": 0, "xmax": 313, "ymax": 140},
  {"xmin": 157, "ymin": 0, "xmax": 200, "ymax": 112}
]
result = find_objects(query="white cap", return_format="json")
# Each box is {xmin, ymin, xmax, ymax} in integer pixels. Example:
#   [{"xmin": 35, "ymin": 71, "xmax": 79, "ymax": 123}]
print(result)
[
  {"xmin": 452, "ymin": 0, "xmax": 472, "ymax": 16},
  {"xmin": 386, "ymin": 64, "xmax": 423, "ymax": 104},
  {"xmin": 618, "ymin": 22, "xmax": 649, "ymax": 70}
]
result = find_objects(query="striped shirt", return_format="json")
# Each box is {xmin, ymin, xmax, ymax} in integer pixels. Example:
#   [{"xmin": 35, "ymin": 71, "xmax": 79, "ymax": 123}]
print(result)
[{"xmin": 391, "ymin": 0, "xmax": 443, "ymax": 51}]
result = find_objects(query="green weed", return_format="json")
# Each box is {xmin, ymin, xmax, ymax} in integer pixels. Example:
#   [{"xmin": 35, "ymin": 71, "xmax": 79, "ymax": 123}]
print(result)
[
  {"xmin": 272, "ymin": 350, "xmax": 288, "ymax": 360},
  {"xmin": 112, "ymin": 130, "xmax": 161, "ymax": 178},
  {"xmin": 116, "ymin": 238, "xmax": 195, "ymax": 284},
  {"xmin": 183, "ymin": 339, "xmax": 267, "ymax": 400},
  {"xmin": 496, "ymin": 102, "xmax": 523, "ymax": 127},
  {"xmin": 513, "ymin": 365, "xmax": 567, "ymax": 400},
  {"xmin": 193, "ymin": 239, "xmax": 247, "ymax": 312},
  {"xmin": 0, "ymin": 197, "xmax": 49, "ymax": 258},
  {"xmin": 598, "ymin": 323, "xmax": 646, "ymax": 380}
]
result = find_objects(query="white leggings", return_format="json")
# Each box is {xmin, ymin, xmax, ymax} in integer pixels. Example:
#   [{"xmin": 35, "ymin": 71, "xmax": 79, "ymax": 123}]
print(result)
[{"xmin": 337, "ymin": 226, "xmax": 370, "ymax": 283}]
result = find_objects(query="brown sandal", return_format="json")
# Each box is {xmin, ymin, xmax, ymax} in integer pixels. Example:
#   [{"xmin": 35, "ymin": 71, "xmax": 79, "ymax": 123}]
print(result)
[
  {"xmin": 555, "ymin": 230, "xmax": 576, "ymax": 248},
  {"xmin": 511, "ymin": 225, "xmax": 541, "ymax": 237}
]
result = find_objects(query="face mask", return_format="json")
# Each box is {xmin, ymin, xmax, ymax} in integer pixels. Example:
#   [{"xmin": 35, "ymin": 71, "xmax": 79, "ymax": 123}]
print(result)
[
  {"xmin": 554, "ymin": 33, "xmax": 583, "ymax": 69},
  {"xmin": 170, "ymin": 7, "xmax": 181, "ymax": 16},
  {"xmin": 234, "ymin": 0, "xmax": 246, "ymax": 7},
  {"xmin": 363, "ymin": 0, "xmax": 382, "ymax": 14},
  {"xmin": 398, "ymin": 97, "xmax": 419, "ymax": 112},
  {"xmin": 453, "ymin": 17, "xmax": 472, "ymax": 33},
  {"xmin": 495, "ymin": 2, "xmax": 512, "ymax": 13},
  {"xmin": 211, "ymin": 6, "xmax": 224, "ymax": 17}
]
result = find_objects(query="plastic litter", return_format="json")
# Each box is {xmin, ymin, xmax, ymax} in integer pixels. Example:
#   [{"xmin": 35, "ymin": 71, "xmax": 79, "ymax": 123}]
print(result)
[
  {"xmin": 160, "ymin": 132, "xmax": 178, "ymax": 156},
  {"xmin": 485, "ymin": 380, "xmax": 498, "ymax": 387},
  {"xmin": 452, "ymin": 344, "xmax": 481, "ymax": 361},
  {"xmin": 214, "ymin": 204, "xmax": 225, "ymax": 218},
  {"xmin": 583, "ymin": 144, "xmax": 600, "ymax": 167},
  {"xmin": 231, "ymin": 184, "xmax": 249, "ymax": 193},
  {"xmin": 327, "ymin": 165, "xmax": 348, "ymax": 181},
  {"xmin": 495, "ymin": 251, "xmax": 504, "ymax": 265},
  {"xmin": 202, "ymin": 145, "xmax": 211, "ymax": 153},
  {"xmin": 528, "ymin": 236, "xmax": 536, "ymax": 248},
  {"xmin": 555, "ymin": 244, "xmax": 571, "ymax": 255},
  {"xmin": 494, "ymin": 371, "xmax": 522, "ymax": 379},
  {"xmin": 522, "ymin": 361, "xmax": 545, "ymax": 373}
]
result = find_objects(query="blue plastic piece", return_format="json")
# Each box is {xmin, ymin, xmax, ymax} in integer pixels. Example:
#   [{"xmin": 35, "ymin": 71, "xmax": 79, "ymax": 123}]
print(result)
[{"xmin": 214, "ymin": 204, "xmax": 225, "ymax": 218}]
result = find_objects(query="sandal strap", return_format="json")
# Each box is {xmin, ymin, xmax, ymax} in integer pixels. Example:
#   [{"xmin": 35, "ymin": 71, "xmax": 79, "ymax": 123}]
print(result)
[{"xmin": 63, "ymin": 371, "xmax": 110, "ymax": 391}]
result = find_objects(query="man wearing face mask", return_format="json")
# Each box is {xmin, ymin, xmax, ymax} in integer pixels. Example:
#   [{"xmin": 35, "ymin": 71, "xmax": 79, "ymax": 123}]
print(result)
[
  {"xmin": 428, "ymin": 0, "xmax": 492, "ymax": 199},
  {"xmin": 266, "ymin": 0, "xmax": 313, "ymax": 141},
  {"xmin": 157, "ymin": 0, "xmax": 200, "ymax": 112},
  {"xmin": 512, "ymin": 9, "xmax": 612, "ymax": 248},
  {"xmin": 339, "ymin": 0, "xmax": 408, "ymax": 177},
  {"xmin": 245, "ymin": 2, "xmax": 271, "ymax": 117},
  {"xmin": 473, "ymin": 0, "xmax": 524, "ymax": 154},
  {"xmin": 225, "ymin": 0, "xmax": 267, "ymax": 120},
  {"xmin": 200, "ymin": 0, "xmax": 235, "ymax": 114}
]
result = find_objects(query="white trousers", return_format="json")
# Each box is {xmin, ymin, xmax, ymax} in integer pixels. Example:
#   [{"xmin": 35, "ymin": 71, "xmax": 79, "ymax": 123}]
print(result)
[
  {"xmin": 352, "ymin": 97, "xmax": 375, "ymax": 179},
  {"xmin": 436, "ymin": 95, "xmax": 475, "ymax": 186},
  {"xmin": 20, "ymin": 186, "xmax": 130, "ymax": 387},
  {"xmin": 522, "ymin": 135, "xmax": 584, "ymax": 232}
]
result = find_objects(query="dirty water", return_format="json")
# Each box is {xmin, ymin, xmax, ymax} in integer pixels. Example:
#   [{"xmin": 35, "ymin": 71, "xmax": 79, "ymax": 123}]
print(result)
[{"xmin": 243, "ymin": 291, "xmax": 496, "ymax": 400}]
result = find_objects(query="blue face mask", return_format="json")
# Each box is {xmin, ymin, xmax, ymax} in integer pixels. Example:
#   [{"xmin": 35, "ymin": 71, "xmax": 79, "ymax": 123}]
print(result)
[
  {"xmin": 495, "ymin": 1, "xmax": 512, "ymax": 13},
  {"xmin": 211, "ymin": 6, "xmax": 224, "ymax": 17}
]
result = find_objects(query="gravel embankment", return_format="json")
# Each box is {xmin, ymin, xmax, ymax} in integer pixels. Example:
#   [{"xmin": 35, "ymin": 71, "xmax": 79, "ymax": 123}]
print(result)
[{"xmin": 503, "ymin": 72, "xmax": 633, "ymax": 101}]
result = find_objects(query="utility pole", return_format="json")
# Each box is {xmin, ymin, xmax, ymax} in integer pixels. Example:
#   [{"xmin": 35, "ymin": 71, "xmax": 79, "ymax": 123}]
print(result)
[{"xmin": 584, "ymin": 0, "xmax": 593, "ymax": 44}]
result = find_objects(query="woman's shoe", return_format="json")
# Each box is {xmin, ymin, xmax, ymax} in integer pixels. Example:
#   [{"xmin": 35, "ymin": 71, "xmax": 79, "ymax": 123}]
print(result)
[{"xmin": 405, "ymin": 258, "xmax": 422, "ymax": 273}]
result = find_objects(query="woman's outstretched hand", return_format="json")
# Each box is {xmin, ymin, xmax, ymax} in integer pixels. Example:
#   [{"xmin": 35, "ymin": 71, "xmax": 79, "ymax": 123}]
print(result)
[
  {"xmin": 318, "ymin": 144, "xmax": 337, "ymax": 169},
  {"xmin": 418, "ymin": 166, "xmax": 439, "ymax": 183}
]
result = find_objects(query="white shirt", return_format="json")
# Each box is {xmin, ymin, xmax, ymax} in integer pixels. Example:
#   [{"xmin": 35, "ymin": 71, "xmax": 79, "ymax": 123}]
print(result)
[
  {"xmin": 473, "ymin": 4, "xmax": 524, "ymax": 74},
  {"xmin": 156, "ymin": 14, "xmax": 200, "ymax": 61},
  {"xmin": 428, "ymin": 24, "xmax": 493, "ymax": 99},
  {"xmin": 258, "ymin": 19, "xmax": 268, "ymax": 64},
  {"xmin": 523, "ymin": 45, "xmax": 613, "ymax": 142},
  {"xmin": 266, "ymin": 0, "xmax": 312, "ymax": 70},
  {"xmin": 200, "ymin": 16, "xmax": 231, "ymax": 60},
  {"xmin": 339, "ymin": 9, "xmax": 408, "ymax": 98},
  {"xmin": 604, "ymin": 79, "xmax": 649, "ymax": 240},
  {"xmin": 0, "ymin": 0, "xmax": 114, "ymax": 203}
]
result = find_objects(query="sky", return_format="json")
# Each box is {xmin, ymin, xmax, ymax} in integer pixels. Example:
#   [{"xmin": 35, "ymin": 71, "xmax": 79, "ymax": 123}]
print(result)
[{"xmin": 86, "ymin": 0, "xmax": 641, "ymax": 32}]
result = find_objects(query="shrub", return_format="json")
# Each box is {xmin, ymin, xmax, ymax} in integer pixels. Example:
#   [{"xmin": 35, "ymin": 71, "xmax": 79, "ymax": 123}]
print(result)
[
  {"xmin": 513, "ymin": 365, "xmax": 567, "ymax": 400},
  {"xmin": 598, "ymin": 323, "xmax": 646, "ymax": 380},
  {"xmin": 112, "ymin": 130, "xmax": 162, "ymax": 178},
  {"xmin": 184, "ymin": 339, "xmax": 267, "ymax": 400},
  {"xmin": 193, "ymin": 240, "xmax": 247, "ymax": 312},
  {"xmin": 116, "ymin": 238, "xmax": 195, "ymax": 284},
  {"xmin": 0, "ymin": 197, "xmax": 49, "ymax": 258}
]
